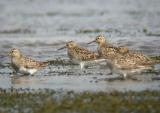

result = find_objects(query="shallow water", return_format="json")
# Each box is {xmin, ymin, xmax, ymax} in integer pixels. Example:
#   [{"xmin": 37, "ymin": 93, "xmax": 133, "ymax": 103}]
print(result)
[{"xmin": 0, "ymin": 0, "xmax": 160, "ymax": 92}]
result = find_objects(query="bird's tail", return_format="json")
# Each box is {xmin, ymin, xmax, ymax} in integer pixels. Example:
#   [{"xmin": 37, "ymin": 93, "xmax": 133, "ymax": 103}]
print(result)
[{"xmin": 41, "ymin": 61, "xmax": 50, "ymax": 67}]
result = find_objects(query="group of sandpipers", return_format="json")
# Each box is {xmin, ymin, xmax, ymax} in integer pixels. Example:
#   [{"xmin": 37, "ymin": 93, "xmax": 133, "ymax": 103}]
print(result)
[{"xmin": 9, "ymin": 35, "xmax": 160, "ymax": 78}]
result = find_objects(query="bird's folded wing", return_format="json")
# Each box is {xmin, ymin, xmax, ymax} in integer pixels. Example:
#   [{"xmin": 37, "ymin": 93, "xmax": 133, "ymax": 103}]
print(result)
[
  {"xmin": 76, "ymin": 47, "xmax": 98, "ymax": 60},
  {"xmin": 21, "ymin": 57, "xmax": 41, "ymax": 68}
]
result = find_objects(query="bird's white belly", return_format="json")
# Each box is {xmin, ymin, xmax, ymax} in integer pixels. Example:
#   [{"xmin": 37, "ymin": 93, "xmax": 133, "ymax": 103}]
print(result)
[{"xmin": 19, "ymin": 67, "xmax": 38, "ymax": 75}]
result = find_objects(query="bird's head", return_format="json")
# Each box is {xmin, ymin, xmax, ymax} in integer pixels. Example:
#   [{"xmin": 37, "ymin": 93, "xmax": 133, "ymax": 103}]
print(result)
[{"xmin": 9, "ymin": 48, "xmax": 21, "ymax": 58}]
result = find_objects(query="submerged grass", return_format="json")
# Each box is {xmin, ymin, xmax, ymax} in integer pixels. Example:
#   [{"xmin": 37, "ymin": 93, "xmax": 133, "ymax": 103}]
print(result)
[
  {"xmin": 48, "ymin": 59, "xmax": 71, "ymax": 66},
  {"xmin": 0, "ymin": 89, "xmax": 159, "ymax": 113},
  {"xmin": 76, "ymin": 29, "xmax": 112, "ymax": 34},
  {"xmin": 150, "ymin": 56, "xmax": 160, "ymax": 60}
]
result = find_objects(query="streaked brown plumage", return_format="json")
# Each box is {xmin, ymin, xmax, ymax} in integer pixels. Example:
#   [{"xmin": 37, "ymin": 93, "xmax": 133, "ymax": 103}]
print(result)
[
  {"xmin": 58, "ymin": 41, "xmax": 103, "ymax": 69},
  {"xmin": 9, "ymin": 48, "xmax": 49, "ymax": 75},
  {"xmin": 88, "ymin": 35, "xmax": 159, "ymax": 77},
  {"xmin": 88, "ymin": 35, "xmax": 129, "ymax": 60}
]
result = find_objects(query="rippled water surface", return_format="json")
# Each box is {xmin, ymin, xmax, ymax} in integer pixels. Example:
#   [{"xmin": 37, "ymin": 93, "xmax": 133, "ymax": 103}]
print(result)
[{"xmin": 0, "ymin": 0, "xmax": 160, "ymax": 92}]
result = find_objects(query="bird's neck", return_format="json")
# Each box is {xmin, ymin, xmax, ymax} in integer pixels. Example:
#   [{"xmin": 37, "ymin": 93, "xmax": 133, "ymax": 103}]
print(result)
[
  {"xmin": 11, "ymin": 54, "xmax": 22, "ymax": 61},
  {"xmin": 68, "ymin": 46, "xmax": 79, "ymax": 51},
  {"xmin": 99, "ymin": 41, "xmax": 113, "ymax": 48},
  {"xmin": 67, "ymin": 47, "xmax": 75, "ymax": 58},
  {"xmin": 99, "ymin": 42, "xmax": 107, "ymax": 48}
]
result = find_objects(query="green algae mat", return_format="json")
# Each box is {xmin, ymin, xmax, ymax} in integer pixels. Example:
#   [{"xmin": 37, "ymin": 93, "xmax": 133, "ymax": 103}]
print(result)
[{"xmin": 0, "ymin": 89, "xmax": 159, "ymax": 113}]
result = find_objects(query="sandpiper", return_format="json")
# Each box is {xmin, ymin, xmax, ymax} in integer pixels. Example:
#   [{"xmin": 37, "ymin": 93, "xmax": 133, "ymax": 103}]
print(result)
[
  {"xmin": 88, "ymin": 35, "xmax": 159, "ymax": 77},
  {"xmin": 9, "ymin": 48, "xmax": 49, "ymax": 75},
  {"xmin": 87, "ymin": 35, "xmax": 128, "ymax": 60},
  {"xmin": 57, "ymin": 41, "xmax": 105, "ymax": 69}
]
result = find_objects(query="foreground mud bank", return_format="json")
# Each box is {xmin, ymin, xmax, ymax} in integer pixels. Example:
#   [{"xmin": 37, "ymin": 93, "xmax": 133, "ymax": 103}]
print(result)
[{"xmin": 0, "ymin": 89, "xmax": 159, "ymax": 113}]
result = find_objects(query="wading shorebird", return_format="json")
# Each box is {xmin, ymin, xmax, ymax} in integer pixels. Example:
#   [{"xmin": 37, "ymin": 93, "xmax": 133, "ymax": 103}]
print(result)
[
  {"xmin": 57, "ymin": 41, "xmax": 106, "ymax": 69},
  {"xmin": 87, "ymin": 35, "xmax": 129, "ymax": 60},
  {"xmin": 87, "ymin": 35, "xmax": 160, "ymax": 78},
  {"xmin": 9, "ymin": 48, "xmax": 49, "ymax": 75}
]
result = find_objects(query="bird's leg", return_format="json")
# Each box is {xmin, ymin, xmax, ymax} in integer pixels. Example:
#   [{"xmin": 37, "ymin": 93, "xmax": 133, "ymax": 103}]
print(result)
[
  {"xmin": 10, "ymin": 69, "xmax": 18, "ymax": 77},
  {"xmin": 80, "ymin": 62, "xmax": 85, "ymax": 70},
  {"xmin": 122, "ymin": 73, "xmax": 127, "ymax": 79},
  {"xmin": 12, "ymin": 70, "xmax": 17, "ymax": 74},
  {"xmin": 106, "ymin": 62, "xmax": 114, "ymax": 75}
]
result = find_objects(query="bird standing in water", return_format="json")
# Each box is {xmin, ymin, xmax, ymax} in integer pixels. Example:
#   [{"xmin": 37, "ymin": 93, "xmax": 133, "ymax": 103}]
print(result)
[
  {"xmin": 9, "ymin": 48, "xmax": 49, "ymax": 75},
  {"xmin": 58, "ymin": 41, "xmax": 105, "ymax": 69},
  {"xmin": 88, "ymin": 35, "xmax": 159, "ymax": 77}
]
